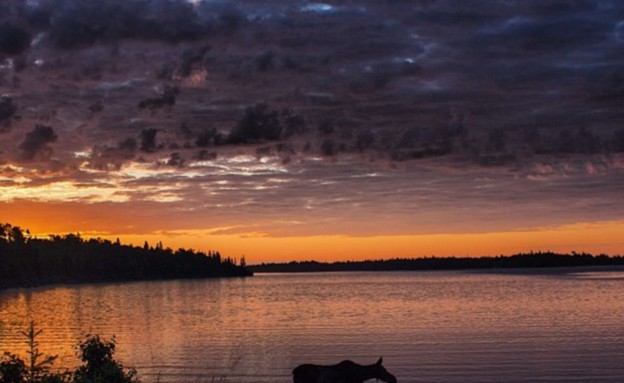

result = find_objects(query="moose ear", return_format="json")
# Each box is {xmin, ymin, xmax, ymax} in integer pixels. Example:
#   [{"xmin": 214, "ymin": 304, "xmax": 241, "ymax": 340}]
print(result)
[{"xmin": 377, "ymin": 357, "xmax": 383, "ymax": 365}]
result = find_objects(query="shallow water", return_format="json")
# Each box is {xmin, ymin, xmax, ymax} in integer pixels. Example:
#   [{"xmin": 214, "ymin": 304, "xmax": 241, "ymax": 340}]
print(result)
[{"xmin": 1, "ymin": 270, "xmax": 624, "ymax": 382}]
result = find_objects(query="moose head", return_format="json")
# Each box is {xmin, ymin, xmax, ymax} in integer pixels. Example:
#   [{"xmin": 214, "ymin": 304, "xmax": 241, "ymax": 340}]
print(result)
[{"xmin": 371, "ymin": 357, "xmax": 397, "ymax": 383}]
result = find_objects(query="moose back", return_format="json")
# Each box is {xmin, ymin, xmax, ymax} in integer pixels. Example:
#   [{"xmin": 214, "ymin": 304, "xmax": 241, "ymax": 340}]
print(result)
[{"xmin": 293, "ymin": 357, "xmax": 397, "ymax": 383}]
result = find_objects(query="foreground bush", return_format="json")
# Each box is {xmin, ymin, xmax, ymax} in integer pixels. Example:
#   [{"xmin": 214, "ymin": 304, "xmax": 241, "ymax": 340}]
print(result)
[
  {"xmin": 0, "ymin": 322, "xmax": 138, "ymax": 383},
  {"xmin": 73, "ymin": 335, "xmax": 138, "ymax": 383}
]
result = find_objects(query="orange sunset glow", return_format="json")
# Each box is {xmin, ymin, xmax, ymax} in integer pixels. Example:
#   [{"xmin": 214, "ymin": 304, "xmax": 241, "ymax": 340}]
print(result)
[
  {"xmin": 2, "ymin": 0, "xmax": 624, "ymax": 263},
  {"xmin": 3, "ymin": 197, "xmax": 623, "ymax": 262}
]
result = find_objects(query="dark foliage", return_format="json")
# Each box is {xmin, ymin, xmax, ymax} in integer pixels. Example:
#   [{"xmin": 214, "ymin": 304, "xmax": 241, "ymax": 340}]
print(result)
[
  {"xmin": 0, "ymin": 353, "xmax": 26, "ymax": 383},
  {"xmin": 250, "ymin": 252, "xmax": 624, "ymax": 273},
  {"xmin": 74, "ymin": 335, "xmax": 137, "ymax": 383},
  {"xmin": 0, "ymin": 23, "xmax": 31, "ymax": 55},
  {"xmin": 0, "ymin": 322, "xmax": 68, "ymax": 383},
  {"xmin": 0, "ymin": 223, "xmax": 251, "ymax": 290},
  {"xmin": 1, "ymin": 322, "xmax": 138, "ymax": 383}
]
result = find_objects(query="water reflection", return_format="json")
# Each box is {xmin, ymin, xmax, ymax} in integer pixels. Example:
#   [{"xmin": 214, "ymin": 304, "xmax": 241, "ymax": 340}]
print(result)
[
  {"xmin": 570, "ymin": 271, "xmax": 624, "ymax": 280},
  {"xmin": 1, "ymin": 272, "xmax": 624, "ymax": 382}
]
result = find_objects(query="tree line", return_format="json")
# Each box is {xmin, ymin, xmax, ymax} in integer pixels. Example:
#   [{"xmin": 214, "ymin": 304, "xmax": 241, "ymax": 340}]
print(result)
[
  {"xmin": 0, "ymin": 223, "xmax": 251, "ymax": 290},
  {"xmin": 249, "ymin": 252, "xmax": 624, "ymax": 273}
]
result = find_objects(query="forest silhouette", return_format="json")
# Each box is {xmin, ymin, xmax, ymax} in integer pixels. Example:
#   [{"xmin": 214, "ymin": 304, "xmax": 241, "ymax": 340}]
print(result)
[
  {"xmin": 251, "ymin": 252, "xmax": 624, "ymax": 273},
  {"xmin": 0, "ymin": 223, "xmax": 251, "ymax": 290},
  {"xmin": 4, "ymin": 221, "xmax": 624, "ymax": 290}
]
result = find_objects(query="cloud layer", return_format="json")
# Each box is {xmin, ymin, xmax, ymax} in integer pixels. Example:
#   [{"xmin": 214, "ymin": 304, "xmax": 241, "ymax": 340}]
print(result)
[{"xmin": 1, "ymin": 0, "xmax": 624, "ymax": 242}]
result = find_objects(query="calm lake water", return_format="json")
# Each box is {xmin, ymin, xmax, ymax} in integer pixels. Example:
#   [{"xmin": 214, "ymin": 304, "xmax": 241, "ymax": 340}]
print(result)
[{"xmin": 2, "ymin": 270, "xmax": 624, "ymax": 383}]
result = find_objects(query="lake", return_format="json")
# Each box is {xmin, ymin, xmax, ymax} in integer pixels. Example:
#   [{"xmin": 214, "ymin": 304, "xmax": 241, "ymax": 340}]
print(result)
[{"xmin": 2, "ymin": 270, "xmax": 624, "ymax": 383}]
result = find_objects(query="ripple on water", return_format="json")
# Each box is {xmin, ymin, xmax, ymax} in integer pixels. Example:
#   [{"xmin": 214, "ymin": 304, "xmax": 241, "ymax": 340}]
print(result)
[{"xmin": 2, "ymin": 271, "xmax": 624, "ymax": 383}]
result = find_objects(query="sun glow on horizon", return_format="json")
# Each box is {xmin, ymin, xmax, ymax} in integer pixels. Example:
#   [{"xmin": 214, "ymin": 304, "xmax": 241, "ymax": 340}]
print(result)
[{"xmin": 6, "ymin": 216, "xmax": 622, "ymax": 263}]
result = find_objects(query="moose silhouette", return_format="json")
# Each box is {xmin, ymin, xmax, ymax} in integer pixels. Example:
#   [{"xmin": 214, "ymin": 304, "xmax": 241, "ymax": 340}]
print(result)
[{"xmin": 293, "ymin": 357, "xmax": 397, "ymax": 383}]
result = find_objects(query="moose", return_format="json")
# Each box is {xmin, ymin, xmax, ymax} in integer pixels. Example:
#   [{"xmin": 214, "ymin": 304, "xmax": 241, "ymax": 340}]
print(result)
[{"xmin": 293, "ymin": 357, "xmax": 397, "ymax": 383}]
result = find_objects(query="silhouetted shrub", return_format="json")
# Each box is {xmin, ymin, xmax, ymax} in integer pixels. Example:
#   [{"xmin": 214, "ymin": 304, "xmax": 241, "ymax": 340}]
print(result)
[
  {"xmin": 0, "ymin": 322, "xmax": 68, "ymax": 383},
  {"xmin": 74, "ymin": 335, "xmax": 138, "ymax": 383},
  {"xmin": 0, "ymin": 323, "xmax": 137, "ymax": 383},
  {"xmin": 0, "ymin": 353, "xmax": 27, "ymax": 383}
]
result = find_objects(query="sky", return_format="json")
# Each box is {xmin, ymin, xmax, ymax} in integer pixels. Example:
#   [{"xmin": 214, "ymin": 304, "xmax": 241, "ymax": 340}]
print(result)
[{"xmin": 1, "ymin": 0, "xmax": 624, "ymax": 262}]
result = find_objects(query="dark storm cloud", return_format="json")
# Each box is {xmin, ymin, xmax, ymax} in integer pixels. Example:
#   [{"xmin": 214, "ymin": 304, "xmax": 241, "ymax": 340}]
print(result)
[
  {"xmin": 2, "ymin": 0, "xmax": 624, "ymax": 238},
  {"xmin": 140, "ymin": 128, "xmax": 159, "ymax": 153},
  {"xmin": 4, "ymin": 0, "xmax": 619, "ymax": 165},
  {"xmin": 369, "ymin": 0, "xmax": 624, "ymax": 162},
  {"xmin": 18, "ymin": 124, "xmax": 58, "ymax": 161},
  {"xmin": 0, "ymin": 23, "xmax": 31, "ymax": 55},
  {"xmin": 0, "ymin": 95, "xmax": 17, "ymax": 132},
  {"xmin": 0, "ymin": 0, "xmax": 242, "ymax": 50},
  {"xmin": 88, "ymin": 138, "xmax": 138, "ymax": 171},
  {"xmin": 138, "ymin": 85, "xmax": 178, "ymax": 110},
  {"xmin": 44, "ymin": 0, "xmax": 202, "ymax": 48}
]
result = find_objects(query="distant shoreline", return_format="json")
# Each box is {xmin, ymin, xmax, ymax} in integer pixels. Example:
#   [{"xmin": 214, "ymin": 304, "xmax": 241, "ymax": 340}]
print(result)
[
  {"xmin": 252, "ymin": 264, "xmax": 624, "ymax": 275},
  {"xmin": 249, "ymin": 252, "xmax": 624, "ymax": 274},
  {"xmin": 471, "ymin": 264, "xmax": 624, "ymax": 274}
]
